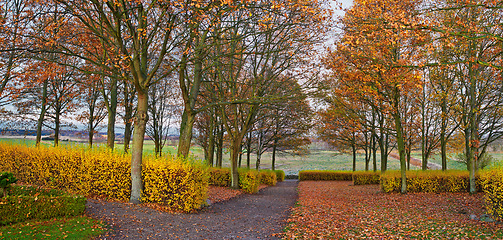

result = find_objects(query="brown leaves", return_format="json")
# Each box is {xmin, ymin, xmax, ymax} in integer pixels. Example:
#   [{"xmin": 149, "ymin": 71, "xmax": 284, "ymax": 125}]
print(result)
[{"xmin": 282, "ymin": 181, "xmax": 503, "ymax": 239}]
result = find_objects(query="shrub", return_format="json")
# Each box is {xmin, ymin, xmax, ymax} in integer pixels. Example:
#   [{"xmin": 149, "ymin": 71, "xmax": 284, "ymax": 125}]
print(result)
[
  {"xmin": 380, "ymin": 170, "xmax": 470, "ymax": 193},
  {"xmin": 142, "ymin": 156, "xmax": 209, "ymax": 212},
  {"xmin": 299, "ymin": 170, "xmax": 353, "ymax": 181},
  {"xmin": 353, "ymin": 171, "xmax": 380, "ymax": 185},
  {"xmin": 238, "ymin": 169, "xmax": 260, "ymax": 193},
  {"xmin": 0, "ymin": 172, "xmax": 18, "ymax": 197},
  {"xmin": 259, "ymin": 170, "xmax": 277, "ymax": 186},
  {"xmin": 208, "ymin": 168, "xmax": 231, "ymax": 187},
  {"xmin": 0, "ymin": 185, "xmax": 86, "ymax": 225},
  {"xmin": 479, "ymin": 169, "xmax": 503, "ymax": 221},
  {"xmin": 275, "ymin": 170, "xmax": 285, "ymax": 182},
  {"xmin": 0, "ymin": 143, "xmax": 209, "ymax": 212}
]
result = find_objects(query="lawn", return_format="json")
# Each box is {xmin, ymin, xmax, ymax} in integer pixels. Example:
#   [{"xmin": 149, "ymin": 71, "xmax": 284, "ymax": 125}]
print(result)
[
  {"xmin": 283, "ymin": 181, "xmax": 502, "ymax": 239},
  {"xmin": 0, "ymin": 216, "xmax": 106, "ymax": 240}
]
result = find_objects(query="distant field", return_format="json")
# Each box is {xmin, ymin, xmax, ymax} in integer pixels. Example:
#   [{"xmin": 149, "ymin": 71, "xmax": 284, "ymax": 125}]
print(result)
[{"xmin": 1, "ymin": 137, "xmax": 502, "ymax": 175}]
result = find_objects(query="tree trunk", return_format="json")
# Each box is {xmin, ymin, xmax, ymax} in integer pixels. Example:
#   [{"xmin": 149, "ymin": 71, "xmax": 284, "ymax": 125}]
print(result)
[
  {"xmin": 440, "ymin": 97, "xmax": 448, "ymax": 171},
  {"xmin": 206, "ymin": 112, "xmax": 216, "ymax": 166},
  {"xmin": 394, "ymin": 110, "xmax": 407, "ymax": 194},
  {"xmin": 230, "ymin": 139, "xmax": 241, "ymax": 189},
  {"xmin": 106, "ymin": 79, "xmax": 118, "ymax": 150},
  {"xmin": 372, "ymin": 134, "xmax": 377, "ymax": 172},
  {"xmin": 421, "ymin": 80, "xmax": 427, "ymax": 170},
  {"xmin": 178, "ymin": 109, "xmax": 196, "ymax": 157},
  {"xmin": 246, "ymin": 131, "xmax": 252, "ymax": 169},
  {"xmin": 216, "ymin": 124, "xmax": 223, "ymax": 168},
  {"xmin": 272, "ymin": 139, "xmax": 278, "ymax": 171},
  {"xmin": 124, "ymin": 118, "xmax": 133, "ymax": 153},
  {"xmin": 36, "ymin": 80, "xmax": 49, "ymax": 147},
  {"xmin": 130, "ymin": 90, "xmax": 148, "ymax": 204},
  {"xmin": 352, "ymin": 136, "xmax": 356, "ymax": 172},
  {"xmin": 256, "ymin": 152, "xmax": 262, "ymax": 171},
  {"xmin": 54, "ymin": 106, "xmax": 60, "ymax": 147},
  {"xmin": 468, "ymin": 57, "xmax": 478, "ymax": 194}
]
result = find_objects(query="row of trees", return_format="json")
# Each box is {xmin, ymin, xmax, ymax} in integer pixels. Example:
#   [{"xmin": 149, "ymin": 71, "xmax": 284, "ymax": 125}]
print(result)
[
  {"xmin": 0, "ymin": 0, "xmax": 329, "ymax": 202},
  {"xmin": 319, "ymin": 0, "xmax": 503, "ymax": 193}
]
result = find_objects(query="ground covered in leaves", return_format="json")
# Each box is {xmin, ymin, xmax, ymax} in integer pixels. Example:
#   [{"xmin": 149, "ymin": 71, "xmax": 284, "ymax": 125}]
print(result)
[
  {"xmin": 86, "ymin": 181, "xmax": 296, "ymax": 239},
  {"xmin": 282, "ymin": 181, "xmax": 502, "ymax": 239}
]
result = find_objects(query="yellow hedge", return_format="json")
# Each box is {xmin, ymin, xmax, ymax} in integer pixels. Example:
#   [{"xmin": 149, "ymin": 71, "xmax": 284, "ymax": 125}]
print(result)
[
  {"xmin": 352, "ymin": 171, "xmax": 380, "ymax": 185},
  {"xmin": 479, "ymin": 169, "xmax": 503, "ymax": 221},
  {"xmin": 380, "ymin": 170, "xmax": 470, "ymax": 193},
  {"xmin": 299, "ymin": 170, "xmax": 353, "ymax": 181},
  {"xmin": 142, "ymin": 156, "xmax": 209, "ymax": 212},
  {"xmin": 259, "ymin": 170, "xmax": 277, "ymax": 186},
  {"xmin": 0, "ymin": 143, "xmax": 208, "ymax": 212},
  {"xmin": 238, "ymin": 169, "xmax": 260, "ymax": 193},
  {"xmin": 208, "ymin": 168, "xmax": 231, "ymax": 187}
]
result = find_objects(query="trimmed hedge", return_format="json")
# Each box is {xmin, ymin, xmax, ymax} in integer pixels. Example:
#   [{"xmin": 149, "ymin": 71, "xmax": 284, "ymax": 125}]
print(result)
[
  {"xmin": 208, "ymin": 168, "xmax": 231, "ymax": 187},
  {"xmin": 259, "ymin": 170, "xmax": 278, "ymax": 186},
  {"xmin": 380, "ymin": 170, "xmax": 471, "ymax": 193},
  {"xmin": 0, "ymin": 186, "xmax": 86, "ymax": 225},
  {"xmin": 275, "ymin": 170, "xmax": 285, "ymax": 182},
  {"xmin": 0, "ymin": 143, "xmax": 208, "ymax": 212},
  {"xmin": 208, "ymin": 168, "xmax": 262, "ymax": 193},
  {"xmin": 141, "ymin": 156, "xmax": 209, "ymax": 212},
  {"xmin": 479, "ymin": 169, "xmax": 503, "ymax": 221},
  {"xmin": 353, "ymin": 171, "xmax": 380, "ymax": 185},
  {"xmin": 299, "ymin": 170, "xmax": 353, "ymax": 181},
  {"xmin": 238, "ymin": 169, "xmax": 260, "ymax": 193}
]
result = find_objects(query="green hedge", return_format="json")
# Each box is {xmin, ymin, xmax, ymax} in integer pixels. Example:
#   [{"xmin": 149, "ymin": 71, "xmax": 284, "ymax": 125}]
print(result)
[
  {"xmin": 0, "ymin": 186, "xmax": 86, "ymax": 225},
  {"xmin": 353, "ymin": 171, "xmax": 380, "ymax": 185},
  {"xmin": 299, "ymin": 170, "xmax": 353, "ymax": 181},
  {"xmin": 380, "ymin": 170, "xmax": 471, "ymax": 193}
]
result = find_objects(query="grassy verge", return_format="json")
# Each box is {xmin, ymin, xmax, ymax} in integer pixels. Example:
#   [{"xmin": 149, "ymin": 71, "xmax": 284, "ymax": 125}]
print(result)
[{"xmin": 0, "ymin": 216, "xmax": 106, "ymax": 239}]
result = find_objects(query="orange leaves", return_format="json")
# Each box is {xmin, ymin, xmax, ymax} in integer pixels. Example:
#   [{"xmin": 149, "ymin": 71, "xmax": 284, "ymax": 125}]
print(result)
[{"xmin": 282, "ymin": 181, "xmax": 503, "ymax": 239}]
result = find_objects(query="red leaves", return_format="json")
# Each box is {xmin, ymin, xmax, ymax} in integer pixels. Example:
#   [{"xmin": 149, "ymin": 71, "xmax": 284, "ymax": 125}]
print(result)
[{"xmin": 282, "ymin": 181, "xmax": 503, "ymax": 239}]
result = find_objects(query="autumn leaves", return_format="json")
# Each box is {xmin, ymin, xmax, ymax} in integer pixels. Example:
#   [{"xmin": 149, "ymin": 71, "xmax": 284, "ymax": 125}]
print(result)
[{"xmin": 320, "ymin": 0, "xmax": 502, "ymax": 193}]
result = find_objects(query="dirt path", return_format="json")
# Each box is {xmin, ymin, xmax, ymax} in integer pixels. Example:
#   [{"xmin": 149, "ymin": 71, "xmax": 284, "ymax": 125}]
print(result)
[{"xmin": 86, "ymin": 180, "xmax": 298, "ymax": 240}]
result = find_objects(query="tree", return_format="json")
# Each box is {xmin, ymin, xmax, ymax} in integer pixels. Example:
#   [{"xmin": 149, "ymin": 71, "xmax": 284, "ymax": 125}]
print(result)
[
  {"xmin": 49, "ymin": 0, "xmax": 181, "ymax": 203},
  {"xmin": 327, "ymin": 0, "xmax": 428, "ymax": 193},
  {"xmin": 147, "ymin": 75, "xmax": 181, "ymax": 157}
]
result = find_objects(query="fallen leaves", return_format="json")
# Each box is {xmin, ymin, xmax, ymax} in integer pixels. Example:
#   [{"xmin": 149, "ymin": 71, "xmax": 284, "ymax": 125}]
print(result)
[{"xmin": 282, "ymin": 181, "xmax": 502, "ymax": 239}]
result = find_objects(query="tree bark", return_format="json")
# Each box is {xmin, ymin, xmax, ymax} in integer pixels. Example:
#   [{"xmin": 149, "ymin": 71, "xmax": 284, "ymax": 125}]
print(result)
[
  {"xmin": 272, "ymin": 139, "xmax": 278, "ymax": 171},
  {"xmin": 130, "ymin": 90, "xmax": 148, "ymax": 204},
  {"xmin": 393, "ymin": 110, "xmax": 407, "ymax": 194},
  {"xmin": 178, "ymin": 109, "xmax": 196, "ymax": 157},
  {"xmin": 36, "ymin": 80, "xmax": 49, "ymax": 147},
  {"xmin": 106, "ymin": 79, "xmax": 118, "ymax": 150}
]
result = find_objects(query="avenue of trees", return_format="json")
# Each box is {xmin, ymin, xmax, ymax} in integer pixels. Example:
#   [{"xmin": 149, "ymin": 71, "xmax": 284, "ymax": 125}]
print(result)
[
  {"xmin": 1, "ymin": 0, "xmax": 502, "ymax": 200},
  {"xmin": 0, "ymin": 0, "xmax": 328, "ymax": 202},
  {"xmin": 319, "ymin": 0, "xmax": 503, "ymax": 193}
]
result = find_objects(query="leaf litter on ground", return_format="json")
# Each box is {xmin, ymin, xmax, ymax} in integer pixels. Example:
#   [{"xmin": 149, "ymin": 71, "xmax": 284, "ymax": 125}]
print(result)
[{"xmin": 282, "ymin": 181, "xmax": 502, "ymax": 239}]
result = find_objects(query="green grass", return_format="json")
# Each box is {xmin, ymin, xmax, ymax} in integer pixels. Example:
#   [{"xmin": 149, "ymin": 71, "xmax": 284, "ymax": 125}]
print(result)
[{"xmin": 0, "ymin": 216, "xmax": 106, "ymax": 240}]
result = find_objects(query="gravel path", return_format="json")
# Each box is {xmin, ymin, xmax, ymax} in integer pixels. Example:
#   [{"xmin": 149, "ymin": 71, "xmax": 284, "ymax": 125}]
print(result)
[{"xmin": 86, "ymin": 180, "xmax": 298, "ymax": 240}]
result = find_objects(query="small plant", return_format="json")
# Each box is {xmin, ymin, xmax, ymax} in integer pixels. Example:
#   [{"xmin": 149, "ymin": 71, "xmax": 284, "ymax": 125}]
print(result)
[{"xmin": 0, "ymin": 172, "xmax": 18, "ymax": 197}]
